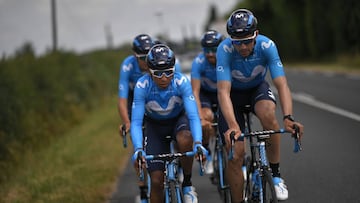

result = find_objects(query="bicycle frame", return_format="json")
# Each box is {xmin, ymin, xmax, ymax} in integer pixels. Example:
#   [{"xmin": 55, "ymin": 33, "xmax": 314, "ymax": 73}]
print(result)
[
  {"xmin": 230, "ymin": 107, "xmax": 302, "ymax": 203},
  {"xmin": 138, "ymin": 140, "xmax": 204, "ymax": 203}
]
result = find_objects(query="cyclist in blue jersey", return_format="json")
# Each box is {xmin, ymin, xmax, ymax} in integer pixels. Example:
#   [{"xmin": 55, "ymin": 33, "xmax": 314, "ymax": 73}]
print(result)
[
  {"xmin": 117, "ymin": 33, "xmax": 154, "ymax": 203},
  {"xmin": 118, "ymin": 34, "xmax": 182, "ymax": 203},
  {"xmin": 131, "ymin": 44, "xmax": 207, "ymax": 203},
  {"xmin": 216, "ymin": 9, "xmax": 304, "ymax": 202},
  {"xmin": 191, "ymin": 30, "xmax": 224, "ymax": 175}
]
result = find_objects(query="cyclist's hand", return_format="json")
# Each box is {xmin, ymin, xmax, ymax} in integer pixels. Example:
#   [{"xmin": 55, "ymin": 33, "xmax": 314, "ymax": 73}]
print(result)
[
  {"xmin": 224, "ymin": 128, "xmax": 241, "ymax": 149},
  {"xmin": 131, "ymin": 149, "xmax": 146, "ymax": 169},
  {"xmin": 193, "ymin": 143, "xmax": 208, "ymax": 162},
  {"xmin": 284, "ymin": 120, "xmax": 304, "ymax": 140},
  {"xmin": 119, "ymin": 122, "xmax": 130, "ymax": 137}
]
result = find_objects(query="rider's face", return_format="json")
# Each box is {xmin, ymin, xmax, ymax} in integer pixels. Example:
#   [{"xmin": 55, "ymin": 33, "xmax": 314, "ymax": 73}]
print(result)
[
  {"xmin": 231, "ymin": 31, "xmax": 258, "ymax": 58},
  {"xmin": 149, "ymin": 67, "xmax": 175, "ymax": 89},
  {"xmin": 136, "ymin": 54, "xmax": 149, "ymax": 72}
]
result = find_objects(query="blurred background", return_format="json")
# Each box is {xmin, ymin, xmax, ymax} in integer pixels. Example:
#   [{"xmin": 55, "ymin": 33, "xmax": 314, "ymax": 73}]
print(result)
[
  {"xmin": 0, "ymin": 0, "xmax": 237, "ymax": 56},
  {"xmin": 1, "ymin": 0, "xmax": 360, "ymax": 202}
]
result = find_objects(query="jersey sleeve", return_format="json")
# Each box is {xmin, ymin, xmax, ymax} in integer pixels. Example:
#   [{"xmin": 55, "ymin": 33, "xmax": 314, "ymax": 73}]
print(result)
[
  {"xmin": 130, "ymin": 76, "xmax": 148, "ymax": 150},
  {"xmin": 261, "ymin": 38, "xmax": 285, "ymax": 79},
  {"xmin": 190, "ymin": 54, "xmax": 202, "ymax": 80},
  {"xmin": 216, "ymin": 39, "xmax": 233, "ymax": 82},
  {"xmin": 177, "ymin": 74, "xmax": 202, "ymax": 143},
  {"xmin": 118, "ymin": 56, "xmax": 133, "ymax": 98}
]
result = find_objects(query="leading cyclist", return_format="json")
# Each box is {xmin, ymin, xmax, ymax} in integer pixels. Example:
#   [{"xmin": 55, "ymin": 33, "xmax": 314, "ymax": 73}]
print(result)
[
  {"xmin": 216, "ymin": 9, "xmax": 304, "ymax": 202},
  {"xmin": 130, "ymin": 44, "xmax": 207, "ymax": 203}
]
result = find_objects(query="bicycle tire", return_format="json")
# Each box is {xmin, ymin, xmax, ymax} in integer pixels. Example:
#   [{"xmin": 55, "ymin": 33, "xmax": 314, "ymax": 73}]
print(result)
[
  {"xmin": 243, "ymin": 156, "xmax": 253, "ymax": 202},
  {"xmin": 169, "ymin": 180, "xmax": 179, "ymax": 203},
  {"xmin": 261, "ymin": 169, "xmax": 278, "ymax": 203},
  {"xmin": 219, "ymin": 146, "xmax": 231, "ymax": 203}
]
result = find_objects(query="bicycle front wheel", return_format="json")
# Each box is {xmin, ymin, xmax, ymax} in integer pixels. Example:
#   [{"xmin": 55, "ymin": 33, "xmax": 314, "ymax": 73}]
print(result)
[
  {"xmin": 169, "ymin": 180, "xmax": 179, "ymax": 203},
  {"xmin": 261, "ymin": 169, "xmax": 278, "ymax": 203}
]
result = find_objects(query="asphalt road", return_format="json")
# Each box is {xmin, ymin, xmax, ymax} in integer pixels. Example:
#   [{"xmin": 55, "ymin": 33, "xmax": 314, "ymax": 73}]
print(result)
[{"xmin": 110, "ymin": 69, "xmax": 360, "ymax": 203}]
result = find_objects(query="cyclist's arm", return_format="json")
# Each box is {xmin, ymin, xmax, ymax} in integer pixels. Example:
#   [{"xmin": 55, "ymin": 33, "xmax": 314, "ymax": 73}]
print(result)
[
  {"xmin": 217, "ymin": 80, "xmax": 238, "ymax": 131},
  {"xmin": 118, "ymin": 57, "xmax": 132, "ymax": 131},
  {"xmin": 181, "ymin": 76, "xmax": 202, "ymax": 144},
  {"xmin": 273, "ymin": 76, "xmax": 293, "ymax": 116},
  {"xmin": 130, "ymin": 78, "xmax": 147, "ymax": 150},
  {"xmin": 117, "ymin": 98, "xmax": 130, "ymax": 130}
]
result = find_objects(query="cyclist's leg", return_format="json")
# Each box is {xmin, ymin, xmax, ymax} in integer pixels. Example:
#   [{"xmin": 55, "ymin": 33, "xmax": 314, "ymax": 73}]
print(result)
[
  {"xmin": 251, "ymin": 81, "xmax": 280, "ymax": 169},
  {"xmin": 252, "ymin": 81, "xmax": 288, "ymax": 200},
  {"xmin": 144, "ymin": 120, "xmax": 171, "ymax": 203},
  {"xmin": 175, "ymin": 115, "xmax": 194, "ymax": 187},
  {"xmin": 218, "ymin": 109, "xmax": 245, "ymax": 202},
  {"xmin": 175, "ymin": 115, "xmax": 198, "ymax": 202}
]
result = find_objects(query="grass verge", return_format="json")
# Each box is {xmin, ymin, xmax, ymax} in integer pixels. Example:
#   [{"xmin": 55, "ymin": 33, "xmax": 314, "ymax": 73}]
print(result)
[{"xmin": 0, "ymin": 97, "xmax": 130, "ymax": 203}]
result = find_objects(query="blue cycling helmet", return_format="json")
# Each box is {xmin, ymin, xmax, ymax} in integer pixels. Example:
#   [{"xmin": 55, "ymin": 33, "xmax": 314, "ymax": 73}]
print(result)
[
  {"xmin": 201, "ymin": 30, "xmax": 224, "ymax": 48},
  {"xmin": 226, "ymin": 9, "xmax": 258, "ymax": 38},
  {"xmin": 146, "ymin": 44, "xmax": 175, "ymax": 70},
  {"xmin": 132, "ymin": 34, "xmax": 154, "ymax": 54}
]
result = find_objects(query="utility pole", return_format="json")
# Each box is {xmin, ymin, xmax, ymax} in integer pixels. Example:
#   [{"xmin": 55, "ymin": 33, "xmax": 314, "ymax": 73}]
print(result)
[{"xmin": 51, "ymin": 0, "xmax": 58, "ymax": 52}]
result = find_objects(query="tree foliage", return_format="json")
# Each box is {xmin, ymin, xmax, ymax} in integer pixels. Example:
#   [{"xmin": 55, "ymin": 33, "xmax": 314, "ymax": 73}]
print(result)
[{"xmin": 231, "ymin": 0, "xmax": 360, "ymax": 62}]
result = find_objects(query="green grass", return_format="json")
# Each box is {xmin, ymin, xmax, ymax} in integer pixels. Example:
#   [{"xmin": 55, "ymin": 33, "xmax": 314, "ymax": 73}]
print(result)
[{"xmin": 0, "ymin": 97, "xmax": 131, "ymax": 203}]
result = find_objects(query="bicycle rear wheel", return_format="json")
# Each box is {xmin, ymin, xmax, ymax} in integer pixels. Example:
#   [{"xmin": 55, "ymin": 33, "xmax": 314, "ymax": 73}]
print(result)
[{"xmin": 261, "ymin": 169, "xmax": 278, "ymax": 203}]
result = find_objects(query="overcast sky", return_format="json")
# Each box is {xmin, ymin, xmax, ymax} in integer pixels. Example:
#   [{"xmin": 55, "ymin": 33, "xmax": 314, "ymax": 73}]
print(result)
[{"xmin": 0, "ymin": 0, "xmax": 238, "ymax": 56}]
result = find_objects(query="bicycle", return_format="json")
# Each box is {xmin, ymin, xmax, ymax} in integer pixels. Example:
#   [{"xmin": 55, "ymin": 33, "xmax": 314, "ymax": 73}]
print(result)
[
  {"xmin": 229, "ymin": 106, "xmax": 302, "ymax": 203},
  {"xmin": 209, "ymin": 104, "xmax": 232, "ymax": 203},
  {"xmin": 137, "ymin": 136, "xmax": 205, "ymax": 203}
]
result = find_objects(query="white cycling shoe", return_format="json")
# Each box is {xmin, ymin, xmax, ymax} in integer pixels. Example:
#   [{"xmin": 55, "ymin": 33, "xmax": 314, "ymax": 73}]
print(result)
[
  {"xmin": 273, "ymin": 177, "xmax": 288, "ymax": 201},
  {"xmin": 183, "ymin": 186, "xmax": 198, "ymax": 203},
  {"xmin": 205, "ymin": 159, "xmax": 214, "ymax": 174}
]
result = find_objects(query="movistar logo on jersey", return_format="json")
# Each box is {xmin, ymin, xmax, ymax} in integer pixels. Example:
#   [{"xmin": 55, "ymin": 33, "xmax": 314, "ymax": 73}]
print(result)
[
  {"xmin": 145, "ymin": 96, "xmax": 182, "ymax": 116},
  {"xmin": 122, "ymin": 63, "xmax": 133, "ymax": 72},
  {"xmin": 261, "ymin": 40, "xmax": 274, "ymax": 50},
  {"xmin": 232, "ymin": 65, "xmax": 266, "ymax": 82},
  {"xmin": 136, "ymin": 79, "xmax": 149, "ymax": 88},
  {"xmin": 174, "ymin": 76, "xmax": 187, "ymax": 85},
  {"xmin": 222, "ymin": 44, "xmax": 234, "ymax": 53},
  {"xmin": 196, "ymin": 57, "xmax": 205, "ymax": 64},
  {"xmin": 217, "ymin": 66, "xmax": 224, "ymax": 72}
]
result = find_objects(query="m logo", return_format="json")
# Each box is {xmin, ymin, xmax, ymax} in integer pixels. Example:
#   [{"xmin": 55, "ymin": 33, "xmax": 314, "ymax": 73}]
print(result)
[
  {"xmin": 175, "ymin": 76, "xmax": 187, "ymax": 85},
  {"xmin": 155, "ymin": 47, "xmax": 165, "ymax": 53},
  {"xmin": 122, "ymin": 63, "xmax": 133, "ymax": 72},
  {"xmin": 136, "ymin": 79, "xmax": 149, "ymax": 88},
  {"xmin": 196, "ymin": 57, "xmax": 205, "ymax": 64},
  {"xmin": 223, "ymin": 44, "xmax": 234, "ymax": 53},
  {"xmin": 261, "ymin": 40, "xmax": 274, "ymax": 50},
  {"xmin": 235, "ymin": 13, "xmax": 246, "ymax": 19}
]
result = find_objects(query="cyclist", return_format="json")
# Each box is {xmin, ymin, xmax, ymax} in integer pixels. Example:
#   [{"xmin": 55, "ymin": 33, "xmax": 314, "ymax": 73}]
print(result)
[
  {"xmin": 191, "ymin": 30, "xmax": 224, "ymax": 174},
  {"xmin": 130, "ymin": 44, "xmax": 207, "ymax": 203},
  {"xmin": 117, "ymin": 33, "xmax": 154, "ymax": 203},
  {"xmin": 216, "ymin": 9, "xmax": 304, "ymax": 202},
  {"xmin": 117, "ymin": 34, "xmax": 182, "ymax": 203}
]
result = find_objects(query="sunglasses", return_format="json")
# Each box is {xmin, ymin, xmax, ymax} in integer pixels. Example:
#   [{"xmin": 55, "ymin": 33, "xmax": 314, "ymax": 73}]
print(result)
[
  {"xmin": 231, "ymin": 32, "xmax": 257, "ymax": 45},
  {"xmin": 149, "ymin": 67, "xmax": 175, "ymax": 78},
  {"xmin": 136, "ymin": 54, "xmax": 147, "ymax": 61},
  {"xmin": 204, "ymin": 47, "xmax": 217, "ymax": 54}
]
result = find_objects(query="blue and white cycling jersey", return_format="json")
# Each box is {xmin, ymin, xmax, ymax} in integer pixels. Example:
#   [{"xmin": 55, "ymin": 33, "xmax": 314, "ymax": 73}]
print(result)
[
  {"xmin": 191, "ymin": 52, "xmax": 217, "ymax": 93},
  {"xmin": 216, "ymin": 34, "xmax": 285, "ymax": 90},
  {"xmin": 130, "ymin": 72, "xmax": 202, "ymax": 150},
  {"xmin": 118, "ymin": 55, "xmax": 182, "ymax": 99}
]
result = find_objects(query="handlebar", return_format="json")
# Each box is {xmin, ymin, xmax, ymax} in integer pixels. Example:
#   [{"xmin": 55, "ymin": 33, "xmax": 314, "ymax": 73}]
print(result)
[
  {"xmin": 229, "ymin": 127, "xmax": 302, "ymax": 154},
  {"xmin": 121, "ymin": 124, "xmax": 127, "ymax": 148},
  {"xmin": 137, "ymin": 149, "xmax": 205, "ymax": 181}
]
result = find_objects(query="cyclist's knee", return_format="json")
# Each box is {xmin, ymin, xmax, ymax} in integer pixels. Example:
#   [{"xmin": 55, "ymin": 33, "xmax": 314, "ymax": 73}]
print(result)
[
  {"xmin": 202, "ymin": 107, "xmax": 214, "ymax": 122},
  {"xmin": 176, "ymin": 130, "xmax": 192, "ymax": 150},
  {"xmin": 150, "ymin": 171, "xmax": 164, "ymax": 189}
]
